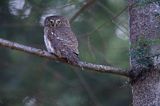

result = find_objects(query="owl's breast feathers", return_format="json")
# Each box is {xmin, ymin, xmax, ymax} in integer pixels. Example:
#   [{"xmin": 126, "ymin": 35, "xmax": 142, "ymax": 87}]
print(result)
[{"xmin": 44, "ymin": 27, "xmax": 79, "ymax": 64}]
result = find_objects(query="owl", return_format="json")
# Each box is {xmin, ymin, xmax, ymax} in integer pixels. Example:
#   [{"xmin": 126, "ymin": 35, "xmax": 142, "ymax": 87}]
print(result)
[{"xmin": 44, "ymin": 15, "xmax": 79, "ymax": 64}]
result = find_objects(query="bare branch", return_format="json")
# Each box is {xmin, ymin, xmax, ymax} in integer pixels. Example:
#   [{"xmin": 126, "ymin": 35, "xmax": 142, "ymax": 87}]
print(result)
[
  {"xmin": 0, "ymin": 38, "xmax": 129, "ymax": 77},
  {"xmin": 70, "ymin": 0, "xmax": 96, "ymax": 23}
]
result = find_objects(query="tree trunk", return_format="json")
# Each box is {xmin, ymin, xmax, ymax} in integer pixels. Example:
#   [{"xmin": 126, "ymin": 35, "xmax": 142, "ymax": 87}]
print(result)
[{"xmin": 129, "ymin": 0, "xmax": 160, "ymax": 106}]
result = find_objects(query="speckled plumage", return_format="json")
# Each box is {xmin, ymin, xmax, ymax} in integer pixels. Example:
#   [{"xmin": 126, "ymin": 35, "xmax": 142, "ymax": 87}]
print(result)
[{"xmin": 44, "ymin": 16, "xmax": 79, "ymax": 64}]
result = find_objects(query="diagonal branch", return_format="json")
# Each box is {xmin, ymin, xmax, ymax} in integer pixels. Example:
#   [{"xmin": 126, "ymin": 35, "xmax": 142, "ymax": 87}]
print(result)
[
  {"xmin": 0, "ymin": 38, "xmax": 129, "ymax": 78},
  {"xmin": 70, "ymin": 0, "xmax": 96, "ymax": 23}
]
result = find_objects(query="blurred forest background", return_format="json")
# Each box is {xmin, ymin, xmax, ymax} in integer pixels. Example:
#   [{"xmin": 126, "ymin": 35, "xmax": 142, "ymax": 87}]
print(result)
[{"xmin": 0, "ymin": 0, "xmax": 131, "ymax": 106}]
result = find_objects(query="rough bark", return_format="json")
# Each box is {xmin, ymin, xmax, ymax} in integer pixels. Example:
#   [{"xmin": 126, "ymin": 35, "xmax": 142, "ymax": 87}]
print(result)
[
  {"xmin": 132, "ymin": 69, "xmax": 160, "ymax": 106},
  {"xmin": 129, "ymin": 0, "xmax": 160, "ymax": 105}
]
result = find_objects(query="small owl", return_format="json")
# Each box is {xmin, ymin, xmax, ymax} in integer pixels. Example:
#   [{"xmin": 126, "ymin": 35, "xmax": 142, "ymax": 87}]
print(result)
[{"xmin": 44, "ymin": 15, "xmax": 79, "ymax": 64}]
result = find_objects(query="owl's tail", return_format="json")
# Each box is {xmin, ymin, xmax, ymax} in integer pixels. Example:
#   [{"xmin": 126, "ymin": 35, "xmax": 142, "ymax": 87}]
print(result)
[
  {"xmin": 61, "ymin": 50, "xmax": 79, "ymax": 65},
  {"xmin": 66, "ymin": 52, "xmax": 79, "ymax": 65}
]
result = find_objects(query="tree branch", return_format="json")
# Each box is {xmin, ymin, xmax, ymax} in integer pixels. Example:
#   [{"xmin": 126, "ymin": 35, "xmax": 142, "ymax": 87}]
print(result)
[
  {"xmin": 0, "ymin": 38, "xmax": 129, "ymax": 78},
  {"xmin": 70, "ymin": 0, "xmax": 96, "ymax": 23}
]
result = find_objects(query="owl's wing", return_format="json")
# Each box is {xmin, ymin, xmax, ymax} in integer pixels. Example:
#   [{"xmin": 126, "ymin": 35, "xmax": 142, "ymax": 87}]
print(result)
[
  {"xmin": 49, "ymin": 28, "xmax": 79, "ymax": 54},
  {"xmin": 47, "ymin": 28, "xmax": 79, "ymax": 64},
  {"xmin": 59, "ymin": 27, "xmax": 79, "ymax": 55}
]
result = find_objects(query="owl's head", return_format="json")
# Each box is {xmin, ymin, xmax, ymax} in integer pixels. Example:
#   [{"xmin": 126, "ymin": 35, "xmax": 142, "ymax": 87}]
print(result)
[{"xmin": 44, "ymin": 16, "xmax": 70, "ymax": 28}]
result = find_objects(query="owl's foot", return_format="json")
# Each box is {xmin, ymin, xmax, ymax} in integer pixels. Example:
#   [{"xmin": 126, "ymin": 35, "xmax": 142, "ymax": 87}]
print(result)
[
  {"xmin": 49, "ymin": 52, "xmax": 54, "ymax": 55},
  {"xmin": 48, "ymin": 52, "xmax": 57, "ymax": 57}
]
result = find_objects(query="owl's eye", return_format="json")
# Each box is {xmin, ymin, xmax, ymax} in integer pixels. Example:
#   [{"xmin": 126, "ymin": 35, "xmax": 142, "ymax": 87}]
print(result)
[
  {"xmin": 56, "ymin": 19, "xmax": 61, "ymax": 25},
  {"xmin": 50, "ymin": 19, "xmax": 54, "ymax": 25}
]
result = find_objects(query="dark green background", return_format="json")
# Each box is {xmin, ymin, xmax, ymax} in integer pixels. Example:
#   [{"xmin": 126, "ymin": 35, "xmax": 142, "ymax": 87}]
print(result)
[{"xmin": 0, "ymin": 0, "xmax": 131, "ymax": 106}]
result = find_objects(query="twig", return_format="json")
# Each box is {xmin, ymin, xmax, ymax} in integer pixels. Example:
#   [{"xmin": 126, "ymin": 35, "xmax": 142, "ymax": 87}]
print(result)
[
  {"xmin": 82, "ymin": 2, "xmax": 136, "ymax": 37},
  {"xmin": 70, "ymin": 0, "xmax": 96, "ymax": 23},
  {"xmin": 0, "ymin": 38, "xmax": 129, "ymax": 77}
]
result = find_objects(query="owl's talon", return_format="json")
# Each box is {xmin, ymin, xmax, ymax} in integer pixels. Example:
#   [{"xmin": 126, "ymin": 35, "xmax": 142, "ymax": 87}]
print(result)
[{"xmin": 49, "ymin": 52, "xmax": 54, "ymax": 55}]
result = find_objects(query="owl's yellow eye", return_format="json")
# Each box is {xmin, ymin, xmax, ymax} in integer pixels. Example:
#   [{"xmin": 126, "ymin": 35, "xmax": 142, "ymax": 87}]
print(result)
[
  {"xmin": 56, "ymin": 19, "xmax": 61, "ymax": 25},
  {"xmin": 49, "ymin": 19, "xmax": 61, "ymax": 27},
  {"xmin": 50, "ymin": 19, "xmax": 54, "ymax": 25}
]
